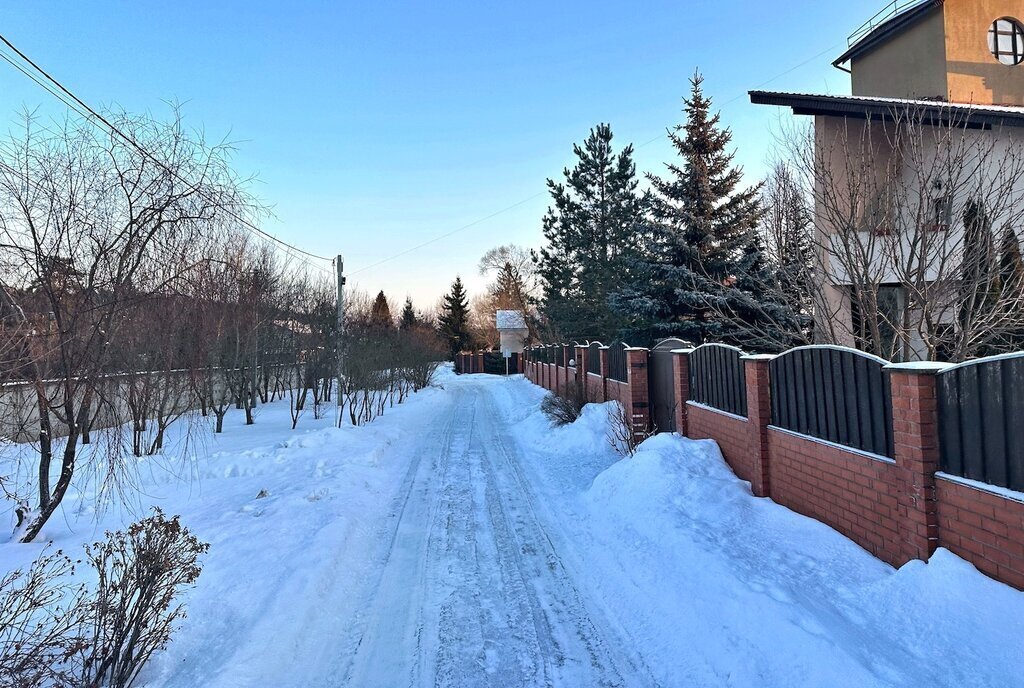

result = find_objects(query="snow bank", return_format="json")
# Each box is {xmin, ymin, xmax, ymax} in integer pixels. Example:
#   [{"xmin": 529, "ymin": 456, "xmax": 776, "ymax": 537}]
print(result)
[
  {"xmin": 505, "ymin": 385, "xmax": 1024, "ymax": 688},
  {"xmin": 0, "ymin": 370, "xmax": 456, "ymax": 686}
]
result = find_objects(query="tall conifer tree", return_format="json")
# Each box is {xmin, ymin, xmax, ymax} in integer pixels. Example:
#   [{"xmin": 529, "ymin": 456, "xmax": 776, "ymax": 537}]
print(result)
[
  {"xmin": 439, "ymin": 277, "xmax": 472, "ymax": 358},
  {"xmin": 614, "ymin": 73, "xmax": 762, "ymax": 345},
  {"xmin": 400, "ymin": 296, "xmax": 417, "ymax": 330},
  {"xmin": 370, "ymin": 290, "xmax": 394, "ymax": 331},
  {"xmin": 535, "ymin": 123, "xmax": 646, "ymax": 341}
]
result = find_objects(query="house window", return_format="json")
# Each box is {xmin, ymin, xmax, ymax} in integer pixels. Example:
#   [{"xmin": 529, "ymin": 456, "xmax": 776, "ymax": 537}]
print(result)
[{"xmin": 989, "ymin": 17, "xmax": 1024, "ymax": 66}]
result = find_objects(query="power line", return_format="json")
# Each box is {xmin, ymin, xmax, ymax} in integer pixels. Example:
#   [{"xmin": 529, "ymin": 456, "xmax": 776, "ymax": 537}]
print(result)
[
  {"xmin": 350, "ymin": 41, "xmax": 846, "ymax": 274},
  {"xmin": 0, "ymin": 32, "xmax": 334, "ymax": 271},
  {"xmin": 349, "ymin": 192, "xmax": 547, "ymax": 276}
]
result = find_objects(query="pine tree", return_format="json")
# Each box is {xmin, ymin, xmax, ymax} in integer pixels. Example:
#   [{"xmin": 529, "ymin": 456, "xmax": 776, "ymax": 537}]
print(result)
[
  {"xmin": 959, "ymin": 200, "xmax": 1001, "ymax": 355},
  {"xmin": 400, "ymin": 296, "xmax": 417, "ymax": 330},
  {"xmin": 614, "ymin": 73, "xmax": 763, "ymax": 346},
  {"xmin": 439, "ymin": 277, "xmax": 472, "ymax": 358},
  {"xmin": 535, "ymin": 123, "xmax": 647, "ymax": 341},
  {"xmin": 370, "ymin": 290, "xmax": 394, "ymax": 331}
]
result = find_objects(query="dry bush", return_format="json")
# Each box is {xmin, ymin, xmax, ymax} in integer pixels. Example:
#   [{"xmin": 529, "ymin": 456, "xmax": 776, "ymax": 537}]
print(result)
[
  {"xmin": 606, "ymin": 401, "xmax": 655, "ymax": 457},
  {"xmin": 0, "ymin": 550, "xmax": 90, "ymax": 687},
  {"xmin": 79, "ymin": 509, "xmax": 209, "ymax": 688},
  {"xmin": 540, "ymin": 380, "xmax": 589, "ymax": 426}
]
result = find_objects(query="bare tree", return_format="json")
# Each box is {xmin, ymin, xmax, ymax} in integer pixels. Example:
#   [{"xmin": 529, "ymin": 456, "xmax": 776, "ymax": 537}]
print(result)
[
  {"xmin": 0, "ymin": 108, "xmax": 255, "ymax": 542},
  {"xmin": 709, "ymin": 106, "xmax": 1024, "ymax": 361}
]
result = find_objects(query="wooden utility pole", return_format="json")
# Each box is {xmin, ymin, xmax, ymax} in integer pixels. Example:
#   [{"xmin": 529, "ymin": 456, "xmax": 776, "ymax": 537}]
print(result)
[{"xmin": 336, "ymin": 254, "xmax": 345, "ymax": 426}]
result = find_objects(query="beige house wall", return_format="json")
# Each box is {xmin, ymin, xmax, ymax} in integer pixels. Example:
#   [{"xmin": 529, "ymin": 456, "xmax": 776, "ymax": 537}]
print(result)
[
  {"xmin": 944, "ymin": 0, "xmax": 1024, "ymax": 106},
  {"xmin": 851, "ymin": 6, "xmax": 948, "ymax": 100}
]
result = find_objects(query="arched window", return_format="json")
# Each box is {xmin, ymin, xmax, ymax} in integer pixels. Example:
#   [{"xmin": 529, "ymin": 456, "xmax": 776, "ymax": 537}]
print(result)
[{"xmin": 988, "ymin": 17, "xmax": 1024, "ymax": 66}]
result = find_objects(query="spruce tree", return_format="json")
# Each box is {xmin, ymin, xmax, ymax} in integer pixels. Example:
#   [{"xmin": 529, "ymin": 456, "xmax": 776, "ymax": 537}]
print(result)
[
  {"xmin": 535, "ymin": 123, "xmax": 646, "ymax": 341},
  {"xmin": 614, "ymin": 73, "xmax": 762, "ymax": 346},
  {"xmin": 370, "ymin": 290, "xmax": 394, "ymax": 331},
  {"xmin": 400, "ymin": 296, "xmax": 417, "ymax": 330},
  {"xmin": 439, "ymin": 277, "xmax": 472, "ymax": 358}
]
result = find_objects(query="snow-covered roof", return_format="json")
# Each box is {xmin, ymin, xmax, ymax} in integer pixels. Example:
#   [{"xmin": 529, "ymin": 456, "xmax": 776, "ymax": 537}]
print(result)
[
  {"xmin": 495, "ymin": 310, "xmax": 527, "ymax": 330},
  {"xmin": 749, "ymin": 91, "xmax": 1024, "ymax": 128}
]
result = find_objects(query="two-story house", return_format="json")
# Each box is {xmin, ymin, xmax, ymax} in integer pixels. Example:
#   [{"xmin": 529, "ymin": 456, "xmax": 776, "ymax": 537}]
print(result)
[{"xmin": 751, "ymin": 0, "xmax": 1024, "ymax": 361}]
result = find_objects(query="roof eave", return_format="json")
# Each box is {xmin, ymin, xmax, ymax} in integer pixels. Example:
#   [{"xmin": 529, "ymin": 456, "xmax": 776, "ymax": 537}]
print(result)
[{"xmin": 748, "ymin": 91, "xmax": 1024, "ymax": 130}]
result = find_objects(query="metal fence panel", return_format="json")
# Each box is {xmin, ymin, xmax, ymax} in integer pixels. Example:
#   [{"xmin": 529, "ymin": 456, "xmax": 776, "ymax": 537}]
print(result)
[
  {"xmin": 689, "ymin": 344, "xmax": 747, "ymax": 417},
  {"xmin": 587, "ymin": 342, "xmax": 603, "ymax": 375},
  {"xmin": 554, "ymin": 345, "xmax": 565, "ymax": 367},
  {"xmin": 769, "ymin": 346, "xmax": 893, "ymax": 458},
  {"xmin": 938, "ymin": 353, "xmax": 1024, "ymax": 492},
  {"xmin": 607, "ymin": 341, "xmax": 629, "ymax": 383},
  {"xmin": 649, "ymin": 338, "xmax": 691, "ymax": 433}
]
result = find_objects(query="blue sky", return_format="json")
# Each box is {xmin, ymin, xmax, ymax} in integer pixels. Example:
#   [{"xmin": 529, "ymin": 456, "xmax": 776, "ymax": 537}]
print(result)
[{"xmin": 1, "ymin": 1, "xmax": 884, "ymax": 306}]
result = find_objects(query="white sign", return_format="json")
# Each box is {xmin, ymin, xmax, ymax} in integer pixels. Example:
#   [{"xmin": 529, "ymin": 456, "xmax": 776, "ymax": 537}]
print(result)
[{"xmin": 502, "ymin": 349, "xmax": 512, "ymax": 359}]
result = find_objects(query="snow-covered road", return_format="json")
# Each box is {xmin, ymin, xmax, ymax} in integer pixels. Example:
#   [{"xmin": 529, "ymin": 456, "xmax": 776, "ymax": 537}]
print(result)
[
  {"xmin": 4, "ymin": 367, "xmax": 1024, "ymax": 687},
  {"xmin": 342, "ymin": 381, "xmax": 653, "ymax": 687}
]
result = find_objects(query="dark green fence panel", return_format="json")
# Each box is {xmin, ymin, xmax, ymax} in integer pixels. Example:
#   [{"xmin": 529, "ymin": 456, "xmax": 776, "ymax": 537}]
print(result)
[
  {"xmin": 938, "ymin": 353, "xmax": 1024, "ymax": 492},
  {"xmin": 587, "ymin": 342, "xmax": 603, "ymax": 375},
  {"xmin": 769, "ymin": 346, "xmax": 893, "ymax": 458},
  {"xmin": 689, "ymin": 344, "xmax": 747, "ymax": 417},
  {"xmin": 607, "ymin": 341, "xmax": 629, "ymax": 383}
]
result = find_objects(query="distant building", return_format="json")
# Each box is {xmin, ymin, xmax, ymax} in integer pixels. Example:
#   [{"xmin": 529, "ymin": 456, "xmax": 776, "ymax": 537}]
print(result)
[
  {"xmin": 751, "ymin": 0, "xmax": 1024, "ymax": 360},
  {"xmin": 495, "ymin": 310, "xmax": 528, "ymax": 355}
]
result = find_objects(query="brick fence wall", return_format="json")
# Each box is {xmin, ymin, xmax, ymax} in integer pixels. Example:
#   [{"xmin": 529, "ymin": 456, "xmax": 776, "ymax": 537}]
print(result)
[
  {"xmin": 767, "ymin": 427, "xmax": 902, "ymax": 565},
  {"xmin": 524, "ymin": 345, "xmax": 650, "ymax": 440},
  {"xmin": 522, "ymin": 343, "xmax": 1024, "ymax": 590},
  {"xmin": 936, "ymin": 476, "xmax": 1024, "ymax": 590},
  {"xmin": 678, "ymin": 354, "xmax": 1024, "ymax": 588}
]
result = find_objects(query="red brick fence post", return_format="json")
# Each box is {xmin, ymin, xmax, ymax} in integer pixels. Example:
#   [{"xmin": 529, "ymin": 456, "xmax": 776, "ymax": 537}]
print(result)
[
  {"xmin": 625, "ymin": 347, "xmax": 651, "ymax": 438},
  {"xmin": 885, "ymin": 362, "xmax": 946, "ymax": 564},
  {"xmin": 671, "ymin": 348, "xmax": 693, "ymax": 436},
  {"xmin": 742, "ymin": 354, "xmax": 775, "ymax": 499}
]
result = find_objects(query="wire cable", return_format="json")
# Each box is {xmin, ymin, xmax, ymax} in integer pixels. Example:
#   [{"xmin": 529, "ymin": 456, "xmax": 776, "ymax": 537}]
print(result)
[
  {"xmin": 0, "ymin": 32, "xmax": 333, "ymax": 269},
  {"xmin": 351, "ymin": 41, "xmax": 847, "ymax": 273}
]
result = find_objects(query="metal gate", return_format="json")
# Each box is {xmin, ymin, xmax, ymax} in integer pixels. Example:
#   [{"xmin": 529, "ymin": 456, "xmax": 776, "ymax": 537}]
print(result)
[{"xmin": 648, "ymin": 338, "xmax": 690, "ymax": 433}]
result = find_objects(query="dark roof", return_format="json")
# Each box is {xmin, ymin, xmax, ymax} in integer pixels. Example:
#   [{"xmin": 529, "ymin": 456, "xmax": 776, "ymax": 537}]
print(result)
[
  {"xmin": 833, "ymin": 0, "xmax": 944, "ymax": 69},
  {"xmin": 749, "ymin": 91, "xmax": 1024, "ymax": 129}
]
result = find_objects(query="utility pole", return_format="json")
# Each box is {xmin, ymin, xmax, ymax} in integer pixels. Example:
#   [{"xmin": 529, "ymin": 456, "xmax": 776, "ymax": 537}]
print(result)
[{"xmin": 336, "ymin": 255, "xmax": 345, "ymax": 426}]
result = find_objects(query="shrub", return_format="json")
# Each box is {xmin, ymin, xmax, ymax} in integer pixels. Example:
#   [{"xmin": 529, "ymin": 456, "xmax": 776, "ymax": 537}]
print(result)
[
  {"xmin": 606, "ymin": 401, "xmax": 655, "ymax": 457},
  {"xmin": 0, "ymin": 549, "xmax": 90, "ymax": 687},
  {"xmin": 540, "ymin": 380, "xmax": 589, "ymax": 426},
  {"xmin": 79, "ymin": 509, "xmax": 209, "ymax": 688}
]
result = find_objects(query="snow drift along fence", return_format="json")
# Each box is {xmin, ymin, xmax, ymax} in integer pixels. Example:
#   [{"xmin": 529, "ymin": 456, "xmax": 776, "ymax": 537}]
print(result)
[
  {"xmin": 525, "ymin": 339, "xmax": 1024, "ymax": 591},
  {"xmin": 938, "ymin": 353, "xmax": 1024, "ymax": 492}
]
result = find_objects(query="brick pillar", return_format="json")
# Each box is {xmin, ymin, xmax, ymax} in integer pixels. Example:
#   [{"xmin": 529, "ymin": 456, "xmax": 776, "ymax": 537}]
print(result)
[
  {"xmin": 742, "ymin": 355, "xmax": 775, "ymax": 498},
  {"xmin": 598, "ymin": 347, "xmax": 610, "ymax": 402},
  {"xmin": 574, "ymin": 345, "xmax": 587, "ymax": 397},
  {"xmin": 886, "ymin": 362, "xmax": 946, "ymax": 564},
  {"xmin": 626, "ymin": 348, "xmax": 651, "ymax": 438},
  {"xmin": 672, "ymin": 349, "xmax": 693, "ymax": 436}
]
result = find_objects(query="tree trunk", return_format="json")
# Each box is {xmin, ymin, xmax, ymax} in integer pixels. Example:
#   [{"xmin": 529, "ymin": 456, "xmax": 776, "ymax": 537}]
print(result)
[
  {"xmin": 35, "ymin": 391, "xmax": 53, "ymax": 513},
  {"xmin": 22, "ymin": 430, "xmax": 81, "ymax": 543}
]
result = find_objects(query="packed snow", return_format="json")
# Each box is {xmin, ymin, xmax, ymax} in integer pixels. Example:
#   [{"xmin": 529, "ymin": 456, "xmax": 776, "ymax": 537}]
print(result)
[{"xmin": 2, "ymin": 366, "xmax": 1023, "ymax": 686}]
